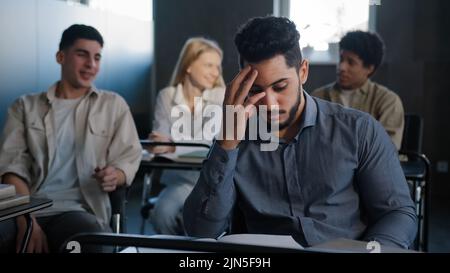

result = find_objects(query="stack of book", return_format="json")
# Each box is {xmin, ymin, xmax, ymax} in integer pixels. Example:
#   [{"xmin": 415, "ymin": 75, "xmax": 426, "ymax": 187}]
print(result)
[{"xmin": 0, "ymin": 184, "xmax": 30, "ymax": 210}]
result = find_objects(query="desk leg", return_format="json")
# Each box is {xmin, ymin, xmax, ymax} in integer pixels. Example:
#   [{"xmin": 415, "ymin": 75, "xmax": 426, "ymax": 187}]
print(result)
[
  {"xmin": 20, "ymin": 214, "xmax": 33, "ymax": 253},
  {"xmin": 140, "ymin": 173, "xmax": 153, "ymax": 234}
]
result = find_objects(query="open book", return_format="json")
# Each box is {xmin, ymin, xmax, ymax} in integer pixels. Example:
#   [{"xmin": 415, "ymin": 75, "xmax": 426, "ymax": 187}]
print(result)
[
  {"xmin": 196, "ymin": 233, "xmax": 304, "ymax": 250},
  {"xmin": 0, "ymin": 194, "xmax": 30, "ymax": 210},
  {"xmin": 0, "ymin": 184, "xmax": 16, "ymax": 200},
  {"xmin": 119, "ymin": 234, "xmax": 419, "ymax": 253},
  {"xmin": 120, "ymin": 233, "xmax": 304, "ymax": 253}
]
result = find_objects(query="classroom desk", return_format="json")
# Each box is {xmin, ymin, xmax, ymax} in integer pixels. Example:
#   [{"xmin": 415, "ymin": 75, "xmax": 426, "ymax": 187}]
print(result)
[
  {"xmin": 0, "ymin": 198, "xmax": 52, "ymax": 253},
  {"xmin": 138, "ymin": 143, "xmax": 208, "ymax": 234},
  {"xmin": 66, "ymin": 232, "xmax": 419, "ymax": 253}
]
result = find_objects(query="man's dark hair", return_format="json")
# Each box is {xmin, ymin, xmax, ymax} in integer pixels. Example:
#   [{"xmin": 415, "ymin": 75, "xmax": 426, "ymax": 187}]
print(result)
[
  {"xmin": 234, "ymin": 16, "xmax": 302, "ymax": 70},
  {"xmin": 339, "ymin": 30, "xmax": 385, "ymax": 75},
  {"xmin": 59, "ymin": 24, "xmax": 104, "ymax": 51}
]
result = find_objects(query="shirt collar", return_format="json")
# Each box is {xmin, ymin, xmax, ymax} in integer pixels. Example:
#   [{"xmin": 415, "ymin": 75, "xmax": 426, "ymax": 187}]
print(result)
[
  {"xmin": 172, "ymin": 83, "xmax": 220, "ymax": 105},
  {"xmin": 46, "ymin": 81, "xmax": 99, "ymax": 103},
  {"xmin": 335, "ymin": 79, "xmax": 371, "ymax": 95},
  {"xmin": 292, "ymin": 90, "xmax": 318, "ymax": 142},
  {"xmin": 202, "ymin": 88, "xmax": 221, "ymax": 103}
]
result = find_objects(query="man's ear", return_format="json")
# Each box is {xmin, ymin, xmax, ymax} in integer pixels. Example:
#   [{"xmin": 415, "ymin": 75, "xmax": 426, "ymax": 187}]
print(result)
[
  {"xmin": 366, "ymin": 64, "xmax": 375, "ymax": 77},
  {"xmin": 298, "ymin": 59, "xmax": 309, "ymax": 84},
  {"xmin": 56, "ymin": 51, "xmax": 64, "ymax": 64}
]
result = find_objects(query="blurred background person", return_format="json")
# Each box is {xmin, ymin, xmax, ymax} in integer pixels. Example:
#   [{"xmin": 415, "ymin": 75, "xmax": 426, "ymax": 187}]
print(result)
[
  {"xmin": 148, "ymin": 37, "xmax": 225, "ymax": 235},
  {"xmin": 312, "ymin": 31, "xmax": 404, "ymax": 150}
]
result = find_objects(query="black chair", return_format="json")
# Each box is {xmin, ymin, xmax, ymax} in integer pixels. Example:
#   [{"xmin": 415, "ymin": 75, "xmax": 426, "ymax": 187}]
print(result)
[
  {"xmin": 399, "ymin": 113, "xmax": 430, "ymax": 251},
  {"xmin": 107, "ymin": 186, "xmax": 130, "ymax": 253},
  {"xmin": 401, "ymin": 114, "xmax": 424, "ymax": 154},
  {"xmin": 109, "ymin": 186, "xmax": 128, "ymax": 234},
  {"xmin": 139, "ymin": 141, "xmax": 210, "ymax": 234}
]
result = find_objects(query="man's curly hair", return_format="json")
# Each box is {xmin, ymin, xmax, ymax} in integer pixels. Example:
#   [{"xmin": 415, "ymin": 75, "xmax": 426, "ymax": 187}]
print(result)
[
  {"xmin": 234, "ymin": 16, "xmax": 302, "ymax": 69},
  {"xmin": 339, "ymin": 31, "xmax": 385, "ymax": 76}
]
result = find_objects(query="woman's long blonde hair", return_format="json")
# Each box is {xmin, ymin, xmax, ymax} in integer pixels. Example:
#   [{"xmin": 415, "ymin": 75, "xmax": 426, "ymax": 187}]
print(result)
[{"xmin": 170, "ymin": 37, "xmax": 225, "ymax": 88}]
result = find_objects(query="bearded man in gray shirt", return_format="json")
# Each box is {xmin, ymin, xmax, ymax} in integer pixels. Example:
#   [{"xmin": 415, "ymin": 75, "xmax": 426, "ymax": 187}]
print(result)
[{"xmin": 184, "ymin": 16, "xmax": 417, "ymax": 249}]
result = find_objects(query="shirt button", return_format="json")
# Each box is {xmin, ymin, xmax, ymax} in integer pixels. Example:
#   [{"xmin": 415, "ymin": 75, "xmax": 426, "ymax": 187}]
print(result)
[{"xmin": 220, "ymin": 156, "xmax": 227, "ymax": 163}]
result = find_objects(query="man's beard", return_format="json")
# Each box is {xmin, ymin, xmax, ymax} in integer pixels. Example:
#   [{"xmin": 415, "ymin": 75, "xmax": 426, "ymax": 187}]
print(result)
[{"xmin": 265, "ymin": 87, "xmax": 302, "ymax": 132}]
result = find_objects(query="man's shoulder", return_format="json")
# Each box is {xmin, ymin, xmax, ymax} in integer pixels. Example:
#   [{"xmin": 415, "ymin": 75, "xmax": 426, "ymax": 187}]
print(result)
[
  {"xmin": 311, "ymin": 82, "xmax": 336, "ymax": 97},
  {"xmin": 12, "ymin": 92, "xmax": 47, "ymax": 108},
  {"xmin": 95, "ymin": 89, "xmax": 129, "ymax": 105},
  {"xmin": 368, "ymin": 81, "xmax": 401, "ymax": 101},
  {"xmin": 313, "ymin": 96, "xmax": 373, "ymax": 125}
]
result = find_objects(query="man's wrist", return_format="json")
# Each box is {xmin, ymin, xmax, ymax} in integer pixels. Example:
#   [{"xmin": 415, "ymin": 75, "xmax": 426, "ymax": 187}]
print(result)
[{"xmin": 115, "ymin": 168, "xmax": 127, "ymax": 186}]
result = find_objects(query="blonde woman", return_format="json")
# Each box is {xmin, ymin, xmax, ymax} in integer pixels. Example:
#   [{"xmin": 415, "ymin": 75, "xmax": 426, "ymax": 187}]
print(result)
[{"xmin": 149, "ymin": 37, "xmax": 225, "ymax": 235}]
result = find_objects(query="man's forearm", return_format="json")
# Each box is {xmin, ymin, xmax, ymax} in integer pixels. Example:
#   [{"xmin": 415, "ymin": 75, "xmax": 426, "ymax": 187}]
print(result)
[
  {"xmin": 363, "ymin": 208, "xmax": 417, "ymax": 249},
  {"xmin": 1, "ymin": 173, "xmax": 30, "ymax": 195},
  {"xmin": 183, "ymin": 143, "xmax": 239, "ymax": 238}
]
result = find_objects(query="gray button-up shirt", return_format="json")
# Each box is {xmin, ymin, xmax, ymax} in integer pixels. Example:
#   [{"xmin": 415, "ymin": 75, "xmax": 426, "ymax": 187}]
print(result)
[{"xmin": 184, "ymin": 91, "xmax": 417, "ymax": 249}]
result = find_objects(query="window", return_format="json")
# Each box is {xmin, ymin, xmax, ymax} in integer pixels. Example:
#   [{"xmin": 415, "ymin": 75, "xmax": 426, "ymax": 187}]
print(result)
[
  {"xmin": 280, "ymin": 0, "xmax": 378, "ymax": 64},
  {"xmin": 60, "ymin": 0, "xmax": 152, "ymax": 21}
]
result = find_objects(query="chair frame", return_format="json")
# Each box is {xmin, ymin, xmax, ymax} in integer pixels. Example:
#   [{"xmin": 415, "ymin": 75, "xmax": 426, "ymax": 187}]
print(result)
[{"xmin": 139, "ymin": 141, "xmax": 210, "ymax": 234}]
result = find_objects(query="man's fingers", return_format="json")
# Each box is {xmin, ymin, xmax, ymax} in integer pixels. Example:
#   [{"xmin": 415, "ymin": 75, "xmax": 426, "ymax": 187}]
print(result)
[
  {"xmin": 244, "ymin": 92, "xmax": 266, "ymax": 107},
  {"xmin": 235, "ymin": 69, "xmax": 258, "ymax": 105},
  {"xmin": 93, "ymin": 166, "xmax": 115, "ymax": 179},
  {"xmin": 226, "ymin": 66, "xmax": 253, "ymax": 103},
  {"xmin": 102, "ymin": 184, "xmax": 117, "ymax": 192},
  {"xmin": 152, "ymin": 146, "xmax": 169, "ymax": 154},
  {"xmin": 103, "ymin": 173, "xmax": 118, "ymax": 184}
]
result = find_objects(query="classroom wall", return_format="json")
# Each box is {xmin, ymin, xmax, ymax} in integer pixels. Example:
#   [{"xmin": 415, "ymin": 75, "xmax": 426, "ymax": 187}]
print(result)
[
  {"xmin": 0, "ymin": 0, "xmax": 153, "ymax": 137},
  {"xmin": 153, "ymin": 0, "xmax": 273, "ymax": 91}
]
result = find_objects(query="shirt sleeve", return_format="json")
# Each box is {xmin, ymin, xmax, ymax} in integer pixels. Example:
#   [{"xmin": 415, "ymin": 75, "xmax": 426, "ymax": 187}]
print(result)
[
  {"xmin": 152, "ymin": 89, "xmax": 172, "ymax": 136},
  {"xmin": 183, "ymin": 142, "xmax": 239, "ymax": 238},
  {"xmin": 356, "ymin": 116, "xmax": 417, "ymax": 248},
  {"xmin": 0, "ymin": 98, "xmax": 33, "ymax": 184},
  {"xmin": 107, "ymin": 97, "xmax": 142, "ymax": 186},
  {"xmin": 376, "ymin": 92, "xmax": 405, "ymax": 150}
]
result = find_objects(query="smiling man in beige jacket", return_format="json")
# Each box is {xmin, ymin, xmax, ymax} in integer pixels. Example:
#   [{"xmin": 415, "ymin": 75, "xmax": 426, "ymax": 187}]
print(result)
[{"xmin": 0, "ymin": 24, "xmax": 141, "ymax": 253}]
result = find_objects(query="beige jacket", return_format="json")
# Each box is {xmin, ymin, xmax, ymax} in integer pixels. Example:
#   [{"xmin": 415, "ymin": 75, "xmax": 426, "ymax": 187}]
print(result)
[
  {"xmin": 312, "ymin": 80, "xmax": 404, "ymax": 149},
  {"xmin": 0, "ymin": 83, "xmax": 142, "ymax": 228}
]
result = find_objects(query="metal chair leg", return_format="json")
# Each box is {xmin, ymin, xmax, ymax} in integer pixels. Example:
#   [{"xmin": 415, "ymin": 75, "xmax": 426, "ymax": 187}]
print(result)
[{"xmin": 140, "ymin": 173, "xmax": 153, "ymax": 234}]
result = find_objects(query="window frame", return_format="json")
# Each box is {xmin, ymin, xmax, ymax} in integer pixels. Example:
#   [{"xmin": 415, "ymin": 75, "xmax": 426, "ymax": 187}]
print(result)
[{"xmin": 274, "ymin": 0, "xmax": 379, "ymax": 65}]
